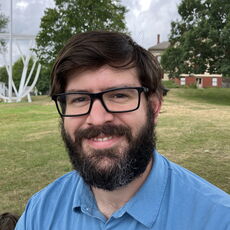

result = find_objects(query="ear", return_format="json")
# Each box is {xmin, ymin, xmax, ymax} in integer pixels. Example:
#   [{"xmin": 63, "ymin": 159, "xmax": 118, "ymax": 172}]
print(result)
[{"xmin": 149, "ymin": 95, "xmax": 162, "ymax": 124}]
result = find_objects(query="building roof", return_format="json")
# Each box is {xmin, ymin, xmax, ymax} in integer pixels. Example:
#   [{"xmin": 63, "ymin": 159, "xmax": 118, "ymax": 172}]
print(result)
[
  {"xmin": 180, "ymin": 74, "xmax": 222, "ymax": 78},
  {"xmin": 148, "ymin": 41, "xmax": 170, "ymax": 51}
]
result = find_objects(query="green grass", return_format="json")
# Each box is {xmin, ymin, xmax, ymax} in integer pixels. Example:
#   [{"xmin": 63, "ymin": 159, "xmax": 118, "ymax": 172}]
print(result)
[
  {"xmin": 157, "ymin": 88, "xmax": 230, "ymax": 193},
  {"xmin": 163, "ymin": 80, "xmax": 230, "ymax": 106},
  {"xmin": 174, "ymin": 88, "xmax": 230, "ymax": 106},
  {"xmin": 0, "ymin": 89, "xmax": 229, "ymax": 215},
  {"xmin": 162, "ymin": 79, "xmax": 179, "ymax": 89},
  {"xmin": 0, "ymin": 96, "xmax": 72, "ymax": 214}
]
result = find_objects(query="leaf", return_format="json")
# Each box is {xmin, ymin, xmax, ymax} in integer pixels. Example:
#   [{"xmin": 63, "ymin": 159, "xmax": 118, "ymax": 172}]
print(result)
[{"xmin": 161, "ymin": 0, "xmax": 230, "ymax": 77}]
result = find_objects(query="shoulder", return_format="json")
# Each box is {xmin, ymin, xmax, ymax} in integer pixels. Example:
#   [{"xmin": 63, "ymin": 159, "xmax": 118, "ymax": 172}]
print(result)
[
  {"xmin": 159, "ymin": 153, "xmax": 230, "ymax": 207},
  {"xmin": 156, "ymin": 153, "xmax": 230, "ymax": 228},
  {"xmin": 29, "ymin": 171, "xmax": 81, "ymax": 208},
  {"xmin": 15, "ymin": 171, "xmax": 83, "ymax": 229}
]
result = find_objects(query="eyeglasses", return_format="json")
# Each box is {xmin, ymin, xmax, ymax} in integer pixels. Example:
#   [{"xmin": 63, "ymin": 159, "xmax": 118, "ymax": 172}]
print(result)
[{"xmin": 52, "ymin": 86, "xmax": 149, "ymax": 117}]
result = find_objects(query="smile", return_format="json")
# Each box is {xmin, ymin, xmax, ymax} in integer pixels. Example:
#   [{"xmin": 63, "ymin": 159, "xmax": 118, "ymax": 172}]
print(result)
[
  {"xmin": 92, "ymin": 136, "xmax": 113, "ymax": 142},
  {"xmin": 84, "ymin": 135, "xmax": 122, "ymax": 150}
]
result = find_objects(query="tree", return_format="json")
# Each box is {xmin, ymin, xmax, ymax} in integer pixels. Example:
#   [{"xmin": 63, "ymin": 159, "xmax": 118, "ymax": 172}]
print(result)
[
  {"xmin": 36, "ymin": 65, "xmax": 51, "ymax": 94},
  {"xmin": 0, "ymin": 64, "xmax": 7, "ymax": 83},
  {"xmin": 161, "ymin": 0, "xmax": 230, "ymax": 77},
  {"xmin": 0, "ymin": 4, "xmax": 8, "ymax": 91},
  {"xmin": 35, "ymin": 0, "xmax": 128, "ymax": 66},
  {"xmin": 0, "ymin": 4, "xmax": 8, "ymax": 52}
]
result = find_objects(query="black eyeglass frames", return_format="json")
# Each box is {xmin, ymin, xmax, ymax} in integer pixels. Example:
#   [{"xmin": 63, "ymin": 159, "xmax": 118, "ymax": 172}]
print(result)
[{"xmin": 52, "ymin": 86, "xmax": 149, "ymax": 117}]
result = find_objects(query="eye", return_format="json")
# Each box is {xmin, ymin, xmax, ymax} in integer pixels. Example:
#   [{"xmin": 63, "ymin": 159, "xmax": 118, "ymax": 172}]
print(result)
[
  {"xmin": 73, "ymin": 96, "xmax": 88, "ymax": 102},
  {"xmin": 67, "ymin": 95, "xmax": 90, "ymax": 105},
  {"xmin": 105, "ymin": 89, "xmax": 137, "ymax": 103},
  {"xmin": 106, "ymin": 92, "xmax": 131, "ymax": 103},
  {"xmin": 112, "ymin": 93, "xmax": 128, "ymax": 98}
]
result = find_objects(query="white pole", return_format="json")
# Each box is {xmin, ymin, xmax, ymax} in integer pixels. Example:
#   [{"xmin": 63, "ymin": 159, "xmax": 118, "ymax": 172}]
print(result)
[{"xmin": 8, "ymin": 0, "xmax": 13, "ymax": 102}]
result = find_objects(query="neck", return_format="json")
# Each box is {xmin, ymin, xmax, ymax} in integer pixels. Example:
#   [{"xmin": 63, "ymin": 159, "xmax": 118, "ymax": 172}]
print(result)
[{"xmin": 91, "ymin": 158, "xmax": 153, "ymax": 219}]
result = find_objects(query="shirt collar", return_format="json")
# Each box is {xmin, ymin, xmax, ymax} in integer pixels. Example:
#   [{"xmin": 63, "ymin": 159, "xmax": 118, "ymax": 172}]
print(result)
[
  {"xmin": 122, "ymin": 151, "xmax": 168, "ymax": 228},
  {"xmin": 72, "ymin": 151, "xmax": 168, "ymax": 228},
  {"xmin": 72, "ymin": 174, "xmax": 95, "ymax": 211}
]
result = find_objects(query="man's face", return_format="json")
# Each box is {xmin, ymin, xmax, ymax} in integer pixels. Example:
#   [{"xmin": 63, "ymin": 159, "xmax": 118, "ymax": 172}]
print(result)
[{"xmin": 61, "ymin": 66, "xmax": 157, "ymax": 190}]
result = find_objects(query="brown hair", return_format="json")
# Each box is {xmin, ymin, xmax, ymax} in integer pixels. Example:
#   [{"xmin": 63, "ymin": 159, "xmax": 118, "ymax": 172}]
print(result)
[
  {"xmin": 0, "ymin": 212, "xmax": 19, "ymax": 230},
  {"xmin": 50, "ymin": 31, "xmax": 164, "ymax": 99}
]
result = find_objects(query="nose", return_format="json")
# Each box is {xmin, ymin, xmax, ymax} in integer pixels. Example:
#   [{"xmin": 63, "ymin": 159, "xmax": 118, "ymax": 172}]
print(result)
[{"xmin": 86, "ymin": 99, "xmax": 114, "ymax": 126}]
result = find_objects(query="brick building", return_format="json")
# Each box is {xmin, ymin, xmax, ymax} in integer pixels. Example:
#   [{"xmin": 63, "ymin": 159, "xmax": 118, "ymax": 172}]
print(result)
[{"xmin": 174, "ymin": 74, "xmax": 222, "ymax": 88}]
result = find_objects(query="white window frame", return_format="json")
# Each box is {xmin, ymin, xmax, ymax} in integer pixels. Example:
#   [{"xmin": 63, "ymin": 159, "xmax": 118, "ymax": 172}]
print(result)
[
  {"xmin": 181, "ymin": 78, "xmax": 186, "ymax": 86},
  {"xmin": 212, "ymin": 78, "xmax": 217, "ymax": 86},
  {"xmin": 157, "ymin": 55, "xmax": 161, "ymax": 63}
]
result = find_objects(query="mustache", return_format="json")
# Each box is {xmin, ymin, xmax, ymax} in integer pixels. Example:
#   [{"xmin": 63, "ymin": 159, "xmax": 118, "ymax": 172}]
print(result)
[{"xmin": 73, "ymin": 124, "xmax": 132, "ymax": 143}]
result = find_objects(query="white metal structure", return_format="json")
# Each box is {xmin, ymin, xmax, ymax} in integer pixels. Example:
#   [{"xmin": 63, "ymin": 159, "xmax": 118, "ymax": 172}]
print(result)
[
  {"xmin": 0, "ymin": 81, "xmax": 7, "ymax": 99},
  {"xmin": 0, "ymin": 0, "xmax": 41, "ymax": 102}
]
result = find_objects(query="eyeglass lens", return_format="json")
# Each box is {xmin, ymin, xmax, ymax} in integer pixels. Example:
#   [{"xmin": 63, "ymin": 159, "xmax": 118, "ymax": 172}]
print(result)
[{"xmin": 56, "ymin": 88, "xmax": 141, "ymax": 116}]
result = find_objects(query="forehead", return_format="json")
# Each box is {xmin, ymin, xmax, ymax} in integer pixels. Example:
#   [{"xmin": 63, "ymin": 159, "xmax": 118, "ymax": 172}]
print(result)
[{"xmin": 65, "ymin": 66, "xmax": 141, "ymax": 92}]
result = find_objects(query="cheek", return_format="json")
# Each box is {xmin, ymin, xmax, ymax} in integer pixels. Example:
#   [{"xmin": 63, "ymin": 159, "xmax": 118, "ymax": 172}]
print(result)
[
  {"xmin": 119, "ymin": 110, "xmax": 148, "ymax": 137},
  {"xmin": 64, "ymin": 117, "xmax": 84, "ymax": 140}
]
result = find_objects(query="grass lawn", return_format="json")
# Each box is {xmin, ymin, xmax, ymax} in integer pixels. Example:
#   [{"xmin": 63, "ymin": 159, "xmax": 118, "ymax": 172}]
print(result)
[{"xmin": 0, "ymin": 88, "xmax": 229, "ymax": 215}]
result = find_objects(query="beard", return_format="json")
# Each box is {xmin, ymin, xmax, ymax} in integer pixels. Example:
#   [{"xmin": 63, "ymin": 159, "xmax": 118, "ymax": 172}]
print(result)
[{"xmin": 61, "ymin": 105, "xmax": 156, "ymax": 191}]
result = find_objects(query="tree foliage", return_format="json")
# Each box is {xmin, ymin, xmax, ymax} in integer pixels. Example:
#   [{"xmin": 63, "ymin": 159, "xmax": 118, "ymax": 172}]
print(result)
[
  {"xmin": 0, "ymin": 8, "xmax": 8, "ymax": 31},
  {"xmin": 36, "ymin": 66, "xmax": 51, "ymax": 94},
  {"xmin": 161, "ymin": 0, "xmax": 230, "ymax": 77},
  {"xmin": 35, "ymin": 0, "xmax": 128, "ymax": 66},
  {"xmin": 0, "ymin": 4, "xmax": 8, "ymax": 51}
]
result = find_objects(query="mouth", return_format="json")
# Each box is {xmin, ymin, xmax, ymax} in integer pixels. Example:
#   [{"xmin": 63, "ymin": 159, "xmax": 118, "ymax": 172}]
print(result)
[
  {"xmin": 92, "ymin": 136, "xmax": 113, "ymax": 142},
  {"xmin": 84, "ymin": 134, "xmax": 122, "ymax": 150}
]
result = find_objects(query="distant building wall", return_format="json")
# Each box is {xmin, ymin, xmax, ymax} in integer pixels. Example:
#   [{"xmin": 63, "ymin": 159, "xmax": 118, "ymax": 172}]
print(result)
[
  {"xmin": 202, "ymin": 77, "xmax": 222, "ymax": 88},
  {"xmin": 173, "ymin": 74, "xmax": 222, "ymax": 88},
  {"xmin": 148, "ymin": 34, "xmax": 170, "ymax": 81}
]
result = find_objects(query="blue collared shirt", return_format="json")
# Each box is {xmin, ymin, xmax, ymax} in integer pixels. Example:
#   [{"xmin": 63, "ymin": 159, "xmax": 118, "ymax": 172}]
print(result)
[{"xmin": 15, "ymin": 151, "xmax": 230, "ymax": 230}]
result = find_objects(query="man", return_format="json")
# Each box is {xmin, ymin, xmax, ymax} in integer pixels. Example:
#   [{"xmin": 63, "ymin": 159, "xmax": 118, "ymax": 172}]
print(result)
[{"xmin": 16, "ymin": 31, "xmax": 230, "ymax": 230}]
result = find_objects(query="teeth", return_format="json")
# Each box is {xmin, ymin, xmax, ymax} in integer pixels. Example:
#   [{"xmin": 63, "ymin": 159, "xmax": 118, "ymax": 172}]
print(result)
[{"xmin": 93, "ymin": 136, "xmax": 113, "ymax": 142}]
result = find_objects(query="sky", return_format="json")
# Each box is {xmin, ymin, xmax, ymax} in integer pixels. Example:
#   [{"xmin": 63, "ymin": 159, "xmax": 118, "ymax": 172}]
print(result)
[
  {"xmin": 0, "ymin": 0, "xmax": 181, "ymax": 65},
  {"xmin": 121, "ymin": 0, "xmax": 181, "ymax": 48}
]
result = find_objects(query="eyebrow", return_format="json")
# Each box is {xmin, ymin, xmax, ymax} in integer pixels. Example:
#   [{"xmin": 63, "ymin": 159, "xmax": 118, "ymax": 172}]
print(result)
[{"xmin": 65, "ymin": 84, "xmax": 140, "ymax": 93}]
